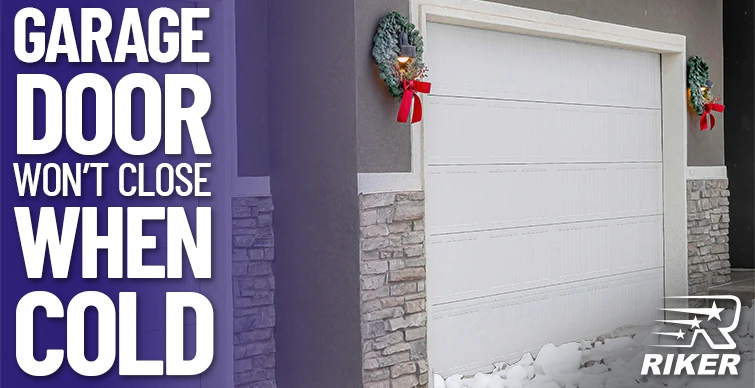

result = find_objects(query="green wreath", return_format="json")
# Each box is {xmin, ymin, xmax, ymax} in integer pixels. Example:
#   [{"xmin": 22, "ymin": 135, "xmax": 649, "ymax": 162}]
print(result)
[
  {"xmin": 687, "ymin": 56, "xmax": 715, "ymax": 115},
  {"xmin": 372, "ymin": 12, "xmax": 427, "ymax": 98}
]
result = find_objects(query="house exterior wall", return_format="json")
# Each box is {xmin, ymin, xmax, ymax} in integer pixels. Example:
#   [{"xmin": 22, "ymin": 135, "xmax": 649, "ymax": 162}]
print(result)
[
  {"xmin": 354, "ymin": 1, "xmax": 727, "ymax": 386},
  {"xmin": 234, "ymin": 0, "xmax": 729, "ymax": 386},
  {"xmin": 355, "ymin": 0, "xmax": 725, "ymax": 173}
]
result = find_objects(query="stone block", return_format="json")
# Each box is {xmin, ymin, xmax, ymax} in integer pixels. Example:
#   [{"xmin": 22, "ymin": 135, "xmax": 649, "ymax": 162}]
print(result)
[
  {"xmin": 363, "ymin": 261, "xmax": 390, "ymax": 275},
  {"xmin": 388, "ymin": 221, "xmax": 413, "ymax": 234},
  {"xmin": 362, "ymin": 275, "xmax": 388, "ymax": 291},
  {"xmin": 373, "ymin": 332, "xmax": 405, "ymax": 350},
  {"xmin": 362, "ymin": 210, "xmax": 379, "ymax": 226},
  {"xmin": 389, "ymin": 268, "xmax": 426, "ymax": 282},
  {"xmin": 394, "ymin": 202, "xmax": 424, "ymax": 221},
  {"xmin": 377, "ymin": 207, "xmax": 395, "ymax": 224},
  {"xmin": 402, "ymin": 232, "xmax": 425, "ymax": 245},
  {"xmin": 404, "ymin": 245, "xmax": 424, "ymax": 257},
  {"xmin": 363, "ymin": 236, "xmax": 394, "ymax": 252},
  {"xmin": 391, "ymin": 362, "xmax": 418, "ymax": 378},
  {"xmin": 362, "ymin": 286, "xmax": 391, "ymax": 302},
  {"xmin": 392, "ymin": 374, "xmax": 420, "ymax": 388},
  {"xmin": 405, "ymin": 300, "xmax": 426, "ymax": 314},
  {"xmin": 363, "ymin": 321, "xmax": 387, "ymax": 340},
  {"xmin": 381, "ymin": 297, "xmax": 405, "ymax": 308},
  {"xmin": 405, "ymin": 328, "xmax": 427, "ymax": 341},
  {"xmin": 365, "ymin": 369, "xmax": 391, "ymax": 383},
  {"xmin": 391, "ymin": 282, "xmax": 418, "ymax": 296},
  {"xmin": 365, "ymin": 381, "xmax": 391, "ymax": 388},
  {"xmin": 363, "ymin": 224, "xmax": 391, "ymax": 238},
  {"xmin": 364, "ymin": 307, "xmax": 405, "ymax": 322},
  {"xmin": 362, "ymin": 193, "xmax": 397, "ymax": 209},
  {"xmin": 383, "ymin": 343, "xmax": 411, "ymax": 356}
]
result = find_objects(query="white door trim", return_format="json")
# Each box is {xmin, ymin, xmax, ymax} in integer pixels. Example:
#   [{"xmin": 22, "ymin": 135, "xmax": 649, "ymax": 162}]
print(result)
[
  {"xmin": 371, "ymin": 0, "xmax": 689, "ymax": 382},
  {"xmin": 391, "ymin": 0, "xmax": 687, "ymax": 299}
]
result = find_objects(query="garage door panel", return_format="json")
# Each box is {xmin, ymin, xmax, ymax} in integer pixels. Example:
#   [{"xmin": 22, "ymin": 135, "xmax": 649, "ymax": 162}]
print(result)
[
  {"xmin": 424, "ymin": 96, "xmax": 662, "ymax": 165},
  {"xmin": 425, "ymin": 23, "xmax": 661, "ymax": 109},
  {"xmin": 427, "ymin": 215, "xmax": 663, "ymax": 305},
  {"xmin": 425, "ymin": 20, "xmax": 665, "ymax": 378},
  {"xmin": 426, "ymin": 163, "xmax": 663, "ymax": 235},
  {"xmin": 428, "ymin": 269, "xmax": 664, "ymax": 376}
]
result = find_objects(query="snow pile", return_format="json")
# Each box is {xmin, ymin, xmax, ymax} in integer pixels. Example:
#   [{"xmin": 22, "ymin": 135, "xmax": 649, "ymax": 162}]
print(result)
[{"xmin": 435, "ymin": 303, "xmax": 755, "ymax": 388}]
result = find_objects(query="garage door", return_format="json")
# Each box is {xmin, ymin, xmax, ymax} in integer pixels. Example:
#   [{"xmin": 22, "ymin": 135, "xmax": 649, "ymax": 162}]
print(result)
[{"xmin": 424, "ymin": 23, "xmax": 665, "ymax": 376}]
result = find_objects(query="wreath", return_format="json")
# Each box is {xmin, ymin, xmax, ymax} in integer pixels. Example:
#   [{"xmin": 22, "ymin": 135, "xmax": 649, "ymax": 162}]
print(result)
[
  {"xmin": 372, "ymin": 11, "xmax": 428, "ymax": 97},
  {"xmin": 372, "ymin": 12, "xmax": 431, "ymax": 123},
  {"xmin": 687, "ymin": 56, "xmax": 724, "ymax": 130}
]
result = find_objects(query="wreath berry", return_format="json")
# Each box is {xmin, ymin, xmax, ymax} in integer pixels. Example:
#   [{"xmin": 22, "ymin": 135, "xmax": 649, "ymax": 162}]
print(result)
[
  {"xmin": 687, "ymin": 56, "xmax": 724, "ymax": 130},
  {"xmin": 372, "ymin": 11, "xmax": 428, "ymax": 98}
]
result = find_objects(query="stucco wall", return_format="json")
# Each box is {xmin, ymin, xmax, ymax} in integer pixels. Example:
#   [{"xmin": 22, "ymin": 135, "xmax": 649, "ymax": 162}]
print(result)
[
  {"xmin": 268, "ymin": 0, "xmax": 364, "ymax": 387},
  {"xmin": 236, "ymin": 0, "xmax": 269, "ymax": 177},
  {"xmin": 356, "ymin": 0, "xmax": 725, "ymax": 172}
]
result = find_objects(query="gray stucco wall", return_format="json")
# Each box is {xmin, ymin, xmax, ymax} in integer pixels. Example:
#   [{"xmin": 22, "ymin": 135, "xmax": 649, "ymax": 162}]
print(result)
[
  {"xmin": 268, "ymin": 0, "xmax": 364, "ymax": 387},
  {"xmin": 236, "ymin": 0, "xmax": 269, "ymax": 177},
  {"xmin": 356, "ymin": 0, "xmax": 725, "ymax": 172},
  {"xmin": 356, "ymin": 0, "xmax": 414, "ymax": 173}
]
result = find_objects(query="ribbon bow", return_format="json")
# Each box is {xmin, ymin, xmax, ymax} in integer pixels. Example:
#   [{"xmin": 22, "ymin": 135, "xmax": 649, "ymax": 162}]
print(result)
[
  {"xmin": 397, "ymin": 79, "xmax": 431, "ymax": 124},
  {"xmin": 700, "ymin": 102, "xmax": 724, "ymax": 131}
]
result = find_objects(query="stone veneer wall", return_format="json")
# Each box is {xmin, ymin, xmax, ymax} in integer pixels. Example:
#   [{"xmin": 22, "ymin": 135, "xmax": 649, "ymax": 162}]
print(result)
[
  {"xmin": 355, "ymin": 182, "xmax": 731, "ymax": 385},
  {"xmin": 232, "ymin": 197, "xmax": 276, "ymax": 388},
  {"xmin": 360, "ymin": 192, "xmax": 429, "ymax": 388},
  {"xmin": 687, "ymin": 179, "xmax": 731, "ymax": 305}
]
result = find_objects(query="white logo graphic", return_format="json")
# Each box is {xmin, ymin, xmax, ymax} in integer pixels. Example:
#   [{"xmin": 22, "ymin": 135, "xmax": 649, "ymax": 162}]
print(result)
[
  {"xmin": 640, "ymin": 296, "xmax": 742, "ymax": 376},
  {"xmin": 654, "ymin": 296, "xmax": 740, "ymax": 350}
]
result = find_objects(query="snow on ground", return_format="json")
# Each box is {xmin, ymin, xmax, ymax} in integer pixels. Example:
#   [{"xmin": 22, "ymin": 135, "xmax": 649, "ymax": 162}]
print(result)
[{"xmin": 435, "ymin": 303, "xmax": 755, "ymax": 388}]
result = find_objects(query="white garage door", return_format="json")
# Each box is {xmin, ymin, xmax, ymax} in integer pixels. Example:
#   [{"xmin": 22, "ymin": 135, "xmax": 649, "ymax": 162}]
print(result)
[{"xmin": 424, "ymin": 23, "xmax": 665, "ymax": 376}]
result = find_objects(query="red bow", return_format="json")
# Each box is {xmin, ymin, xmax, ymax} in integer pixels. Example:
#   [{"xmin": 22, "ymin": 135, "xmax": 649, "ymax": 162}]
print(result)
[
  {"xmin": 700, "ymin": 102, "xmax": 724, "ymax": 131},
  {"xmin": 397, "ymin": 79, "xmax": 431, "ymax": 124}
]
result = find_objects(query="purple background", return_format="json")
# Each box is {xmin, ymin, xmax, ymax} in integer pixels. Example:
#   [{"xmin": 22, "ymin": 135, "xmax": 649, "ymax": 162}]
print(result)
[{"xmin": 1, "ymin": 0, "xmax": 226, "ymax": 386}]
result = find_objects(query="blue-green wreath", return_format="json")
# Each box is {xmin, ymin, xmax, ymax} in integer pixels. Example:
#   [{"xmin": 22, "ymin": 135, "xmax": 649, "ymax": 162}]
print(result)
[
  {"xmin": 687, "ymin": 56, "xmax": 724, "ymax": 131},
  {"xmin": 372, "ymin": 11, "xmax": 428, "ymax": 98}
]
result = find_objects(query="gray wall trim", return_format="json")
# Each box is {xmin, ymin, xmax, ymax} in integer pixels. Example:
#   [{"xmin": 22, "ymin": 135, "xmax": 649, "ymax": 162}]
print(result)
[
  {"xmin": 687, "ymin": 166, "xmax": 728, "ymax": 181},
  {"xmin": 235, "ymin": 0, "xmax": 270, "ymax": 177}
]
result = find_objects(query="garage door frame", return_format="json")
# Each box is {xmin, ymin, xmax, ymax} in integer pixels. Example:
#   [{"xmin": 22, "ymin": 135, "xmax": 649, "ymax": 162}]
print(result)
[
  {"xmin": 396, "ymin": 0, "xmax": 689, "ymax": 380},
  {"xmin": 410, "ymin": 0, "xmax": 688, "ymax": 298}
]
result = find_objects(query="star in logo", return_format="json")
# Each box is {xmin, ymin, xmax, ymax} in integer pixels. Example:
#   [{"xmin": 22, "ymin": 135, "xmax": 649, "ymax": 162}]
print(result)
[
  {"xmin": 659, "ymin": 302, "xmax": 724, "ymax": 321},
  {"xmin": 658, "ymin": 316, "xmax": 702, "ymax": 329},
  {"xmin": 652, "ymin": 329, "xmax": 685, "ymax": 340}
]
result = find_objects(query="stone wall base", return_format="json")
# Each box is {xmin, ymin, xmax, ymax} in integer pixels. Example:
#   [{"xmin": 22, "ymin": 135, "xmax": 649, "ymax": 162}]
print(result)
[
  {"xmin": 355, "ymin": 180, "xmax": 732, "ymax": 383},
  {"xmin": 687, "ymin": 179, "xmax": 731, "ymax": 306},
  {"xmin": 360, "ymin": 192, "xmax": 429, "ymax": 388},
  {"xmin": 232, "ymin": 197, "xmax": 276, "ymax": 388}
]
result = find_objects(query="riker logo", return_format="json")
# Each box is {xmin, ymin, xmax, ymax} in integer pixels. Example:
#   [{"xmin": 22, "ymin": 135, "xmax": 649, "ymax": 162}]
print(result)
[{"xmin": 641, "ymin": 296, "xmax": 741, "ymax": 376}]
